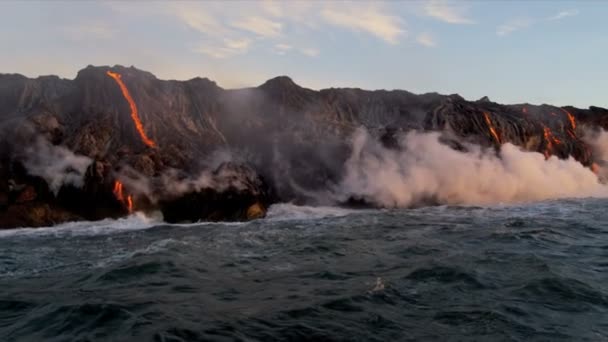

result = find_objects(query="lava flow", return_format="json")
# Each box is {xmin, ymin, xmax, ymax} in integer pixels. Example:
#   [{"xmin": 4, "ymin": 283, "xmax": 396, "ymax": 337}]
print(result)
[
  {"xmin": 113, "ymin": 180, "xmax": 133, "ymax": 213},
  {"xmin": 483, "ymin": 112, "xmax": 501, "ymax": 145},
  {"xmin": 542, "ymin": 126, "xmax": 562, "ymax": 159},
  {"xmin": 561, "ymin": 108, "xmax": 577, "ymax": 130},
  {"xmin": 106, "ymin": 71, "xmax": 156, "ymax": 148},
  {"xmin": 127, "ymin": 195, "xmax": 133, "ymax": 213},
  {"xmin": 113, "ymin": 180, "xmax": 124, "ymax": 202}
]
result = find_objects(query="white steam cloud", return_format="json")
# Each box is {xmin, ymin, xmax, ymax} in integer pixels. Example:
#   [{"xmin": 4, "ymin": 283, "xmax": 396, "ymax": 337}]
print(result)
[
  {"xmin": 585, "ymin": 129, "xmax": 608, "ymax": 181},
  {"xmin": 336, "ymin": 129, "xmax": 608, "ymax": 207},
  {"xmin": 23, "ymin": 138, "xmax": 93, "ymax": 194}
]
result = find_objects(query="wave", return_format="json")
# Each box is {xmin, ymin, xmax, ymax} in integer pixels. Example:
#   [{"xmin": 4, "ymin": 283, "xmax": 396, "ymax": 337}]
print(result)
[
  {"xmin": 0, "ymin": 203, "xmax": 361, "ymax": 238},
  {"xmin": 265, "ymin": 203, "xmax": 359, "ymax": 221},
  {"xmin": 0, "ymin": 212, "xmax": 161, "ymax": 238}
]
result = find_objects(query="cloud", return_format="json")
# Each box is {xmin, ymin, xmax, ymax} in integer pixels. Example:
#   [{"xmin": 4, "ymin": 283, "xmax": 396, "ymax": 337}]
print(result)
[
  {"xmin": 231, "ymin": 16, "xmax": 282, "ymax": 38},
  {"xmin": 423, "ymin": 0, "xmax": 474, "ymax": 24},
  {"xmin": 321, "ymin": 5, "xmax": 405, "ymax": 44},
  {"xmin": 262, "ymin": 0, "xmax": 283, "ymax": 17},
  {"xmin": 300, "ymin": 47, "xmax": 319, "ymax": 57},
  {"xmin": 273, "ymin": 44, "xmax": 319, "ymax": 57},
  {"xmin": 548, "ymin": 9, "xmax": 579, "ymax": 21},
  {"xmin": 497, "ymin": 9, "xmax": 578, "ymax": 37},
  {"xmin": 62, "ymin": 23, "xmax": 116, "ymax": 41},
  {"xmin": 416, "ymin": 32, "xmax": 436, "ymax": 47},
  {"xmin": 273, "ymin": 43, "xmax": 292, "ymax": 55},
  {"xmin": 170, "ymin": 3, "xmax": 225, "ymax": 34},
  {"xmin": 497, "ymin": 18, "xmax": 532, "ymax": 36},
  {"xmin": 194, "ymin": 38, "xmax": 252, "ymax": 59}
]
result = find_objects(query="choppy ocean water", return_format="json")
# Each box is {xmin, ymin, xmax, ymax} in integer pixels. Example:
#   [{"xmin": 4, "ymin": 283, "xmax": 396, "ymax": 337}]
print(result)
[{"xmin": 0, "ymin": 199, "xmax": 607, "ymax": 341}]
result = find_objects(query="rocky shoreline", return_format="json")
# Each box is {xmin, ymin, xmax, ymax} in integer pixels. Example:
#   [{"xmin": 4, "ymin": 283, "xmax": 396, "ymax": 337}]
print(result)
[{"xmin": 1, "ymin": 65, "xmax": 607, "ymax": 228}]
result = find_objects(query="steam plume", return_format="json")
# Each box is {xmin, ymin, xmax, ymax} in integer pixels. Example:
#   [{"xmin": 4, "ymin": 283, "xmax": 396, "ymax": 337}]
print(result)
[
  {"xmin": 23, "ymin": 138, "xmax": 93, "ymax": 194},
  {"xmin": 336, "ymin": 129, "xmax": 608, "ymax": 207}
]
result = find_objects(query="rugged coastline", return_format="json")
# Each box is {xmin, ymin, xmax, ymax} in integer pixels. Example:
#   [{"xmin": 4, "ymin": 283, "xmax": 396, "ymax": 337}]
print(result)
[{"xmin": 1, "ymin": 65, "xmax": 607, "ymax": 228}]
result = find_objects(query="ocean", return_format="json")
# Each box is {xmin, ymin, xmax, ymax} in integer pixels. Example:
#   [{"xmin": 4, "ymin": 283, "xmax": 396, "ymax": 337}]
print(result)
[{"xmin": 0, "ymin": 199, "xmax": 607, "ymax": 341}]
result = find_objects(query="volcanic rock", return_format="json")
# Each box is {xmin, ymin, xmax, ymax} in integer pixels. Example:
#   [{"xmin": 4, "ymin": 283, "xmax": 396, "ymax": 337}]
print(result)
[
  {"xmin": 159, "ymin": 162, "xmax": 273, "ymax": 223},
  {"xmin": 0, "ymin": 65, "xmax": 607, "ymax": 228}
]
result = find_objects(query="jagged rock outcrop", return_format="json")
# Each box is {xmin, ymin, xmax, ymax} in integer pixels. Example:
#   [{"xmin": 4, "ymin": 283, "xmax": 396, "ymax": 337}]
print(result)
[
  {"xmin": 159, "ymin": 162, "xmax": 273, "ymax": 223},
  {"xmin": 0, "ymin": 65, "xmax": 607, "ymax": 228}
]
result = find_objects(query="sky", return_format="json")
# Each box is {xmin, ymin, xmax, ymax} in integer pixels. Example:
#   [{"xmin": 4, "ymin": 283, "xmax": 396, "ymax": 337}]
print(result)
[{"xmin": 1, "ymin": 0, "xmax": 606, "ymax": 108}]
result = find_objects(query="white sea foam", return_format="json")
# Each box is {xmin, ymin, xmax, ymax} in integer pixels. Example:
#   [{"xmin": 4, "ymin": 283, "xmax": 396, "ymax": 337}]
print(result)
[
  {"xmin": 0, "ymin": 211, "xmax": 161, "ymax": 238},
  {"xmin": 265, "ymin": 203, "xmax": 358, "ymax": 221}
]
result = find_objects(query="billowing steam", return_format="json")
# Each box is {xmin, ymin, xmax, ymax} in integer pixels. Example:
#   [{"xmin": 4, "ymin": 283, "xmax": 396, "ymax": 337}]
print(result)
[
  {"xmin": 336, "ymin": 129, "xmax": 608, "ymax": 207},
  {"xmin": 23, "ymin": 138, "xmax": 93, "ymax": 194},
  {"xmin": 585, "ymin": 129, "xmax": 608, "ymax": 180}
]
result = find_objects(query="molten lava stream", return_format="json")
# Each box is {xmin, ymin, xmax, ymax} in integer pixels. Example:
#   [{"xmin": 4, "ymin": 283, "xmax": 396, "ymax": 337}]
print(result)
[
  {"xmin": 106, "ymin": 71, "xmax": 156, "ymax": 148},
  {"xmin": 127, "ymin": 195, "xmax": 133, "ymax": 213},
  {"xmin": 113, "ymin": 180, "xmax": 134, "ymax": 213},
  {"xmin": 561, "ymin": 108, "xmax": 577, "ymax": 131},
  {"xmin": 542, "ymin": 126, "xmax": 557, "ymax": 159},
  {"xmin": 483, "ymin": 112, "xmax": 501, "ymax": 145},
  {"xmin": 113, "ymin": 181, "xmax": 124, "ymax": 202}
]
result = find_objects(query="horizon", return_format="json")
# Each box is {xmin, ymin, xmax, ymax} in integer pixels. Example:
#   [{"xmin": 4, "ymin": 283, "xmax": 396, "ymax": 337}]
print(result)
[{"xmin": 1, "ymin": 1, "xmax": 606, "ymax": 108}]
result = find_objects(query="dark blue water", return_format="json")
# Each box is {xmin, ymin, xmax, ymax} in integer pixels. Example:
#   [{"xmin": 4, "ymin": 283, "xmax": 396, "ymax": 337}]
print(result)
[{"xmin": 0, "ymin": 200, "xmax": 607, "ymax": 341}]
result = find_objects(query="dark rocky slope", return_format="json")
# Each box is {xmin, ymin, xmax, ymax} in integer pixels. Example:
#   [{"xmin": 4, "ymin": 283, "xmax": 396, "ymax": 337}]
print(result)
[{"xmin": 0, "ymin": 65, "xmax": 606, "ymax": 228}]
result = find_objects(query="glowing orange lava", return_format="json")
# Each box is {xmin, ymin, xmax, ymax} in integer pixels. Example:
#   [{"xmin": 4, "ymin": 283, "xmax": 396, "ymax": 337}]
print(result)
[
  {"xmin": 113, "ymin": 180, "xmax": 133, "ymax": 213},
  {"xmin": 542, "ymin": 126, "xmax": 563, "ymax": 158},
  {"xmin": 483, "ymin": 112, "xmax": 501, "ymax": 145},
  {"xmin": 591, "ymin": 163, "xmax": 600, "ymax": 175},
  {"xmin": 127, "ymin": 195, "xmax": 133, "ymax": 213},
  {"xmin": 561, "ymin": 108, "xmax": 576, "ymax": 130},
  {"xmin": 113, "ymin": 180, "xmax": 124, "ymax": 202},
  {"xmin": 106, "ymin": 71, "xmax": 156, "ymax": 148},
  {"xmin": 543, "ymin": 126, "xmax": 553, "ymax": 159}
]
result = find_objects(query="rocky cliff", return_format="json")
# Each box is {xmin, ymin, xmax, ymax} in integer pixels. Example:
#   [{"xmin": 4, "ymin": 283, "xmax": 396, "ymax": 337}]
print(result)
[{"xmin": 0, "ymin": 65, "xmax": 606, "ymax": 228}]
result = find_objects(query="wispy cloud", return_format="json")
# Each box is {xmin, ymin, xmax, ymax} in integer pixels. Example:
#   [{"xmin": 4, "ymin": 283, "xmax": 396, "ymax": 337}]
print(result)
[
  {"xmin": 321, "ymin": 5, "xmax": 406, "ymax": 44},
  {"xmin": 170, "ymin": 3, "xmax": 225, "ymax": 34},
  {"xmin": 231, "ymin": 16, "xmax": 282, "ymax": 38},
  {"xmin": 416, "ymin": 32, "xmax": 436, "ymax": 47},
  {"xmin": 273, "ymin": 43, "xmax": 292, "ymax": 55},
  {"xmin": 497, "ymin": 18, "xmax": 532, "ymax": 36},
  {"xmin": 423, "ymin": 0, "xmax": 474, "ymax": 24},
  {"xmin": 548, "ymin": 9, "xmax": 579, "ymax": 21},
  {"xmin": 273, "ymin": 44, "xmax": 318, "ymax": 57},
  {"xmin": 300, "ymin": 47, "xmax": 319, "ymax": 57},
  {"xmin": 194, "ymin": 38, "xmax": 252, "ymax": 59},
  {"xmin": 62, "ymin": 23, "xmax": 116, "ymax": 41},
  {"xmin": 497, "ymin": 8, "xmax": 579, "ymax": 37}
]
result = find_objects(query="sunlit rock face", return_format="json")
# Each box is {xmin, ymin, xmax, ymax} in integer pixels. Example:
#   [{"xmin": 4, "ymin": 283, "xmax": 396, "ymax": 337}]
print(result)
[{"xmin": 0, "ymin": 65, "xmax": 607, "ymax": 227}]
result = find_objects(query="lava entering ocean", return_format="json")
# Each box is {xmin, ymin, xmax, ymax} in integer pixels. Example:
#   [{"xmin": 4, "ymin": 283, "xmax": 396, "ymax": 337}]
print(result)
[
  {"xmin": 542, "ymin": 126, "xmax": 563, "ymax": 159},
  {"xmin": 106, "ymin": 71, "xmax": 156, "ymax": 148},
  {"xmin": 113, "ymin": 180, "xmax": 133, "ymax": 213}
]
